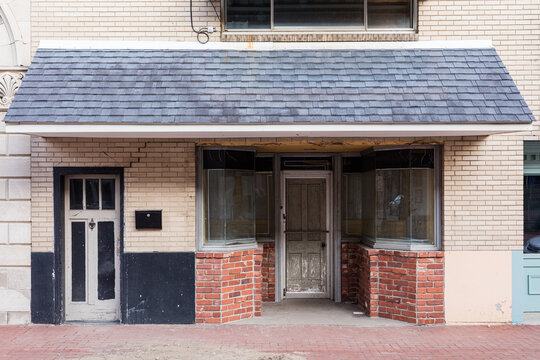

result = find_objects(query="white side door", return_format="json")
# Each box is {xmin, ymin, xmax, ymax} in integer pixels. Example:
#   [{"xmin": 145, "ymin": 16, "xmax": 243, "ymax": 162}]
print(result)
[{"xmin": 65, "ymin": 175, "xmax": 121, "ymax": 321}]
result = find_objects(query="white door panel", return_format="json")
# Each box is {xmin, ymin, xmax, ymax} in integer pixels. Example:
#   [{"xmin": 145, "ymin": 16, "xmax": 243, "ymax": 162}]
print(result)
[{"xmin": 65, "ymin": 175, "xmax": 120, "ymax": 321}]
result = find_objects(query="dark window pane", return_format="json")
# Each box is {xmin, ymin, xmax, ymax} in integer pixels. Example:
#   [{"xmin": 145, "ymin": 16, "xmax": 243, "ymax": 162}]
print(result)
[
  {"xmin": 256, "ymin": 157, "xmax": 273, "ymax": 172},
  {"xmin": 205, "ymin": 169, "xmax": 256, "ymax": 244},
  {"xmin": 98, "ymin": 221, "xmax": 115, "ymax": 300},
  {"xmin": 375, "ymin": 149, "xmax": 410, "ymax": 169},
  {"xmin": 101, "ymin": 179, "xmax": 115, "ymax": 210},
  {"xmin": 69, "ymin": 179, "xmax": 83, "ymax": 210},
  {"xmin": 71, "ymin": 222, "xmax": 86, "ymax": 302},
  {"xmin": 274, "ymin": 0, "xmax": 364, "ymax": 26},
  {"xmin": 226, "ymin": 0, "xmax": 271, "ymax": 30},
  {"xmin": 525, "ymin": 176, "xmax": 540, "ymax": 252},
  {"xmin": 368, "ymin": 0, "xmax": 412, "ymax": 29},
  {"xmin": 85, "ymin": 179, "xmax": 99, "ymax": 209},
  {"xmin": 203, "ymin": 150, "xmax": 255, "ymax": 170},
  {"xmin": 410, "ymin": 149, "xmax": 434, "ymax": 168},
  {"xmin": 343, "ymin": 157, "xmax": 364, "ymax": 173},
  {"xmin": 281, "ymin": 157, "xmax": 332, "ymax": 171}
]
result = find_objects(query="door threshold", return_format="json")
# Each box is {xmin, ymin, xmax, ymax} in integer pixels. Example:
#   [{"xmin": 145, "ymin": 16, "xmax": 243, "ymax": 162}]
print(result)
[{"xmin": 64, "ymin": 320, "xmax": 121, "ymax": 325}]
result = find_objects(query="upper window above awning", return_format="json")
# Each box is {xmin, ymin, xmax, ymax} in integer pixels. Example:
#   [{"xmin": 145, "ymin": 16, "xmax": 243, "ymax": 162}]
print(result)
[{"xmin": 4, "ymin": 41, "xmax": 535, "ymax": 138}]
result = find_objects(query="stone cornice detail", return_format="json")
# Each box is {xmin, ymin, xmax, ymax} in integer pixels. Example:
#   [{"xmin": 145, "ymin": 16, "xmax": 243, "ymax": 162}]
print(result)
[{"xmin": 0, "ymin": 71, "xmax": 24, "ymax": 110}]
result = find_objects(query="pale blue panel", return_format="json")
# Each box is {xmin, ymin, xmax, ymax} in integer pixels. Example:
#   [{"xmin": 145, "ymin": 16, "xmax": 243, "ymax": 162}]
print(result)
[
  {"xmin": 528, "ymin": 275, "xmax": 540, "ymax": 295},
  {"xmin": 512, "ymin": 251, "xmax": 524, "ymax": 324},
  {"xmin": 523, "ymin": 254, "xmax": 540, "ymax": 313}
]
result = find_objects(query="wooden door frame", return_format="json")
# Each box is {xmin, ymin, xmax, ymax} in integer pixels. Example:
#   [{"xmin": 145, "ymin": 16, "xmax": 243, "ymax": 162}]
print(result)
[
  {"xmin": 53, "ymin": 167, "xmax": 124, "ymax": 324},
  {"xmin": 279, "ymin": 170, "xmax": 333, "ymax": 301}
]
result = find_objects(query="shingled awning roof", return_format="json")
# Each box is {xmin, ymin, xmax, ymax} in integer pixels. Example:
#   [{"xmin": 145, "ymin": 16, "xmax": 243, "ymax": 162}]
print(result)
[{"xmin": 4, "ymin": 41, "xmax": 534, "ymax": 138}]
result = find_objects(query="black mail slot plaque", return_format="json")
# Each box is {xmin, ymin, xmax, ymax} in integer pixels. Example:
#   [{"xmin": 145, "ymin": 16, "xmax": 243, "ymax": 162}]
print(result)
[{"xmin": 135, "ymin": 210, "xmax": 162, "ymax": 230}]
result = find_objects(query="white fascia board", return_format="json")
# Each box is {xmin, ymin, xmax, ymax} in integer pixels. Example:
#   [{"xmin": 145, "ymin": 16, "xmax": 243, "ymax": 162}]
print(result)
[
  {"xmin": 5, "ymin": 123, "xmax": 532, "ymax": 138},
  {"xmin": 38, "ymin": 39, "xmax": 493, "ymax": 51}
]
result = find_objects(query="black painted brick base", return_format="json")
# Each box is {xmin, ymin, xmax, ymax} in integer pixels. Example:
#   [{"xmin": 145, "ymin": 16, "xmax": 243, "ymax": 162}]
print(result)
[
  {"xmin": 31, "ymin": 252, "xmax": 56, "ymax": 324},
  {"xmin": 123, "ymin": 252, "xmax": 196, "ymax": 324}
]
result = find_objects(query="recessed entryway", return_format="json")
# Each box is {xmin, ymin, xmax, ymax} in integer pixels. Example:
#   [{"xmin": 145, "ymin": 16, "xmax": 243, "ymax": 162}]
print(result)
[{"xmin": 232, "ymin": 299, "xmax": 410, "ymax": 326}]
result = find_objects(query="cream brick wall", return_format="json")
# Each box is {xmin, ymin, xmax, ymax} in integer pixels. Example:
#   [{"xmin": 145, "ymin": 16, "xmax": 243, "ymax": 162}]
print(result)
[
  {"xmin": 443, "ymin": 135, "xmax": 523, "ymax": 251},
  {"xmin": 31, "ymin": 137, "xmax": 196, "ymax": 253},
  {"xmin": 31, "ymin": 0, "xmax": 221, "ymax": 50}
]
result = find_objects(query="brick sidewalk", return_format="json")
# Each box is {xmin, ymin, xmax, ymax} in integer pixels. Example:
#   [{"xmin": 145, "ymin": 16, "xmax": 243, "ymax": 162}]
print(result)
[{"xmin": 1, "ymin": 324, "xmax": 540, "ymax": 360}]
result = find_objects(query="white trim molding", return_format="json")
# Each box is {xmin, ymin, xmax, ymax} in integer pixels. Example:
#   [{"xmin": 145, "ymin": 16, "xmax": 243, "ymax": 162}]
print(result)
[
  {"xmin": 5, "ymin": 123, "xmax": 532, "ymax": 138},
  {"xmin": 38, "ymin": 39, "xmax": 494, "ymax": 51}
]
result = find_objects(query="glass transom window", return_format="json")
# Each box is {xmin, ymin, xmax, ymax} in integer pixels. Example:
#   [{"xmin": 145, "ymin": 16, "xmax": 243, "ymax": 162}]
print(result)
[{"xmin": 225, "ymin": 0, "xmax": 416, "ymax": 31}]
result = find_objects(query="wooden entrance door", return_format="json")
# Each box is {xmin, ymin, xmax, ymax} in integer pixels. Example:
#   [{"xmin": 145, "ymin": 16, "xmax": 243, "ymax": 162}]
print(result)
[
  {"xmin": 284, "ymin": 177, "xmax": 329, "ymax": 297},
  {"xmin": 64, "ymin": 175, "xmax": 121, "ymax": 321}
]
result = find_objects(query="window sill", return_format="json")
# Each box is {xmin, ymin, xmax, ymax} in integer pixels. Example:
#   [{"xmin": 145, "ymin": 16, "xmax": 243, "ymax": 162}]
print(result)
[
  {"xmin": 363, "ymin": 237, "xmax": 440, "ymax": 251},
  {"xmin": 197, "ymin": 241, "xmax": 260, "ymax": 253},
  {"xmin": 221, "ymin": 31, "xmax": 418, "ymax": 43}
]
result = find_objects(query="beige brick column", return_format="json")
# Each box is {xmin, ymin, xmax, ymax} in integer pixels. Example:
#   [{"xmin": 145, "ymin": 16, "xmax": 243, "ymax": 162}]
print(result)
[{"xmin": 443, "ymin": 134, "xmax": 523, "ymax": 323}]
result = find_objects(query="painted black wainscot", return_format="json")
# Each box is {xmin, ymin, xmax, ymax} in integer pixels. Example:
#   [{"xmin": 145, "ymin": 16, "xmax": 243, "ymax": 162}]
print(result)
[
  {"xmin": 31, "ymin": 252, "xmax": 56, "ymax": 324},
  {"xmin": 122, "ymin": 252, "xmax": 196, "ymax": 324}
]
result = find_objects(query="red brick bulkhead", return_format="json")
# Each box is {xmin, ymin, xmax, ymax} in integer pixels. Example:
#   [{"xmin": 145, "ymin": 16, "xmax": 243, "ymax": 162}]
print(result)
[{"xmin": 195, "ymin": 245, "xmax": 444, "ymax": 325}]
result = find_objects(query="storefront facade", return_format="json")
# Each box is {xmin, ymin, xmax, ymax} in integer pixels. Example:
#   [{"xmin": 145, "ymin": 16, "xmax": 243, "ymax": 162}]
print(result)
[{"xmin": 1, "ymin": 0, "xmax": 540, "ymax": 325}]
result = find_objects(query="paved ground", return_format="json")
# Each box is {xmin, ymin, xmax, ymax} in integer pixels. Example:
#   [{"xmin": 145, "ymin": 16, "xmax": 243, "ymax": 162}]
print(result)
[
  {"xmin": 2, "ymin": 324, "xmax": 540, "ymax": 360},
  {"xmin": 233, "ymin": 299, "xmax": 408, "ymax": 327}
]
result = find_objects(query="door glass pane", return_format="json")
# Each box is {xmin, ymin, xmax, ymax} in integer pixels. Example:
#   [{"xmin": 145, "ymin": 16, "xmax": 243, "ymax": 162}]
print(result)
[
  {"xmin": 274, "ymin": 0, "xmax": 364, "ymax": 26},
  {"xmin": 101, "ymin": 179, "xmax": 116, "ymax": 210},
  {"xmin": 98, "ymin": 221, "xmax": 115, "ymax": 300},
  {"xmin": 71, "ymin": 222, "xmax": 86, "ymax": 302},
  {"xmin": 226, "ymin": 0, "xmax": 271, "ymax": 29},
  {"xmin": 367, "ymin": 0, "xmax": 412, "ymax": 29},
  {"xmin": 85, "ymin": 179, "xmax": 99, "ymax": 210},
  {"xmin": 69, "ymin": 179, "xmax": 83, "ymax": 210}
]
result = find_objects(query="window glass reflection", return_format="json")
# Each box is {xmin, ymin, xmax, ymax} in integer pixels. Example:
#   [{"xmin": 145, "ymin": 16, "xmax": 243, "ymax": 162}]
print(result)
[
  {"xmin": 367, "ymin": 0, "xmax": 412, "ymax": 29},
  {"xmin": 274, "ymin": 0, "xmax": 364, "ymax": 26}
]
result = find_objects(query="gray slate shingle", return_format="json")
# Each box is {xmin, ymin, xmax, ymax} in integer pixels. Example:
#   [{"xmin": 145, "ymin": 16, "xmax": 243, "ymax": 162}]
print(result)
[{"xmin": 4, "ymin": 48, "xmax": 535, "ymax": 124}]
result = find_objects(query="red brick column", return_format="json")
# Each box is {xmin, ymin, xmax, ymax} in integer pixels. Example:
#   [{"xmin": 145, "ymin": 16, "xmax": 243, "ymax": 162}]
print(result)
[
  {"xmin": 416, "ymin": 253, "xmax": 445, "ymax": 325},
  {"xmin": 357, "ymin": 246, "xmax": 379, "ymax": 316},
  {"xmin": 341, "ymin": 242, "xmax": 360, "ymax": 302},
  {"xmin": 195, "ymin": 248, "xmax": 263, "ymax": 324},
  {"xmin": 377, "ymin": 250, "xmax": 419, "ymax": 323},
  {"xmin": 261, "ymin": 243, "xmax": 276, "ymax": 302},
  {"xmin": 356, "ymin": 246, "xmax": 444, "ymax": 325}
]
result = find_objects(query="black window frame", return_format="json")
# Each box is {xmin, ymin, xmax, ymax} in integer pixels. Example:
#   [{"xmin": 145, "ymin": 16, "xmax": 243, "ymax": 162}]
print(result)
[{"xmin": 223, "ymin": 0, "xmax": 418, "ymax": 32}]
